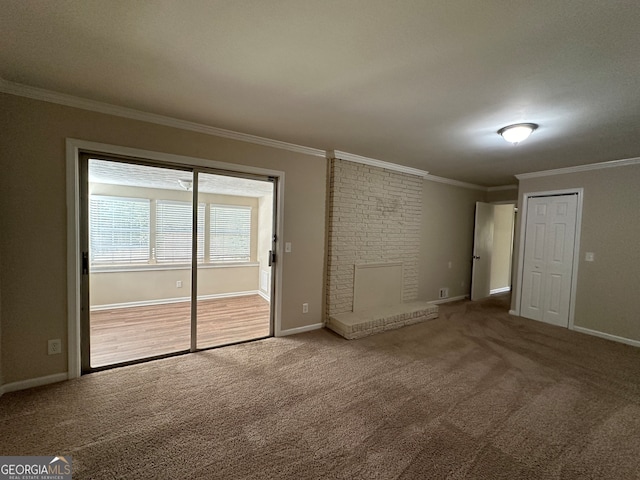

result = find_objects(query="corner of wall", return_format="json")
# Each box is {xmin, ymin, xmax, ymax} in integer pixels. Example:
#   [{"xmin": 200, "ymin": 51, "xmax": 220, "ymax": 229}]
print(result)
[
  {"xmin": 419, "ymin": 179, "xmax": 487, "ymax": 302},
  {"xmin": 322, "ymin": 159, "xmax": 334, "ymax": 324},
  {"xmin": 486, "ymin": 187, "xmax": 518, "ymax": 204}
]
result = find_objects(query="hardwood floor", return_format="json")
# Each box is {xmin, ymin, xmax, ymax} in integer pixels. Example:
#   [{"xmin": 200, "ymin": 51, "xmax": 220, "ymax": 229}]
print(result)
[{"xmin": 90, "ymin": 295, "xmax": 270, "ymax": 367}]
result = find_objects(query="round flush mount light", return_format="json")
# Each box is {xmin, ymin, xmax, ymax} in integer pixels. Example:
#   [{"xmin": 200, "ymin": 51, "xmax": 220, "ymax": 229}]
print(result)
[{"xmin": 498, "ymin": 123, "xmax": 538, "ymax": 145}]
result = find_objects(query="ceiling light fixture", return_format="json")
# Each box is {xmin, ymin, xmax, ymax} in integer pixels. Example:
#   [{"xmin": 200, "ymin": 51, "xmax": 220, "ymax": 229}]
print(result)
[
  {"xmin": 498, "ymin": 123, "xmax": 538, "ymax": 145},
  {"xmin": 178, "ymin": 179, "xmax": 193, "ymax": 191}
]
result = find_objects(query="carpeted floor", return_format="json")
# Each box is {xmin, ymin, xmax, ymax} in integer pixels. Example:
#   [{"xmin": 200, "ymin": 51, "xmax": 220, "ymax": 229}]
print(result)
[{"xmin": 2, "ymin": 294, "xmax": 640, "ymax": 479}]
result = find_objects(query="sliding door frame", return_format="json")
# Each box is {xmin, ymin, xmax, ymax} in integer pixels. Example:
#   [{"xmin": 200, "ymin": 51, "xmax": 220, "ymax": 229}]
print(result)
[
  {"xmin": 79, "ymin": 153, "xmax": 196, "ymax": 371},
  {"xmin": 66, "ymin": 138, "xmax": 285, "ymax": 378}
]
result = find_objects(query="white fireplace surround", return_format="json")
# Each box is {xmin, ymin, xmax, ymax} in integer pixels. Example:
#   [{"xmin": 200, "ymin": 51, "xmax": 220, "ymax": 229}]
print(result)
[{"xmin": 326, "ymin": 159, "xmax": 422, "ymax": 319}]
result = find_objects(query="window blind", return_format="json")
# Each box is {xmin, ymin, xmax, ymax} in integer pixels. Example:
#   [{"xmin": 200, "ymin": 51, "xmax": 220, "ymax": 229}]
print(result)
[
  {"xmin": 89, "ymin": 196, "xmax": 251, "ymax": 266},
  {"xmin": 89, "ymin": 196, "xmax": 150, "ymax": 265},
  {"xmin": 210, "ymin": 205, "xmax": 251, "ymax": 261},
  {"xmin": 156, "ymin": 200, "xmax": 205, "ymax": 263}
]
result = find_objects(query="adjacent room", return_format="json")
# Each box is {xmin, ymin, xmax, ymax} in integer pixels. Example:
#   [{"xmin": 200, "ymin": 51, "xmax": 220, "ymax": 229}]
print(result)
[
  {"xmin": 86, "ymin": 158, "xmax": 274, "ymax": 368},
  {"xmin": 1, "ymin": 1, "xmax": 639, "ymax": 479}
]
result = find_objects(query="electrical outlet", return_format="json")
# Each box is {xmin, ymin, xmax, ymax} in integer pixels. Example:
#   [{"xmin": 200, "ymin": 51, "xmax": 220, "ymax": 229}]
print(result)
[
  {"xmin": 302, "ymin": 303, "xmax": 309, "ymax": 314},
  {"xmin": 48, "ymin": 339, "xmax": 62, "ymax": 355},
  {"xmin": 439, "ymin": 288, "xmax": 449, "ymax": 299},
  {"xmin": 176, "ymin": 280, "xmax": 183, "ymax": 288}
]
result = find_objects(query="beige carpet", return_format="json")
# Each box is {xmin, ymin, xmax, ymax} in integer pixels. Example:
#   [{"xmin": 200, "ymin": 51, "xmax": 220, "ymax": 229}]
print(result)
[{"xmin": 2, "ymin": 294, "xmax": 640, "ymax": 479}]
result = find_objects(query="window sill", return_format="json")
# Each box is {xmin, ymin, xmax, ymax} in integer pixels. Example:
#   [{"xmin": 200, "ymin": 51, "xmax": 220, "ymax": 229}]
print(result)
[{"xmin": 90, "ymin": 262, "xmax": 260, "ymax": 273}]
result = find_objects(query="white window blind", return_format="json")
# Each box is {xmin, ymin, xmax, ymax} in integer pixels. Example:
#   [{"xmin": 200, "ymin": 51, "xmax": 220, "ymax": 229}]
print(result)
[
  {"xmin": 89, "ymin": 196, "xmax": 150, "ymax": 265},
  {"xmin": 210, "ymin": 205, "xmax": 251, "ymax": 261},
  {"xmin": 156, "ymin": 200, "xmax": 205, "ymax": 263}
]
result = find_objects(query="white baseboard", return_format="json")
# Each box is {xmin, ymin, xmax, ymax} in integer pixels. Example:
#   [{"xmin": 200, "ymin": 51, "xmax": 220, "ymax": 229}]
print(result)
[
  {"xmin": 91, "ymin": 290, "xmax": 260, "ymax": 311},
  {"xmin": 490, "ymin": 286, "xmax": 511, "ymax": 295},
  {"xmin": 277, "ymin": 323, "xmax": 324, "ymax": 337},
  {"xmin": 258, "ymin": 290, "xmax": 270, "ymax": 302},
  {"xmin": 572, "ymin": 326, "xmax": 640, "ymax": 348},
  {"xmin": 509, "ymin": 309, "xmax": 519, "ymax": 316},
  {"xmin": 1, "ymin": 372, "xmax": 69, "ymax": 396},
  {"xmin": 430, "ymin": 295, "xmax": 469, "ymax": 305}
]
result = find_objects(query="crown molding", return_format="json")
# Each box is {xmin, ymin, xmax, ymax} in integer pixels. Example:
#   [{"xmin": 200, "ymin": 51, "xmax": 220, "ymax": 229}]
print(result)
[
  {"xmin": 0, "ymin": 78, "xmax": 326, "ymax": 158},
  {"xmin": 16, "ymin": 78, "xmax": 631, "ymax": 189},
  {"xmin": 423, "ymin": 174, "xmax": 487, "ymax": 191},
  {"xmin": 328, "ymin": 150, "xmax": 429, "ymax": 177},
  {"xmin": 515, "ymin": 157, "xmax": 640, "ymax": 180},
  {"xmin": 487, "ymin": 184, "xmax": 518, "ymax": 191},
  {"xmin": 328, "ymin": 150, "xmax": 500, "ymax": 190}
]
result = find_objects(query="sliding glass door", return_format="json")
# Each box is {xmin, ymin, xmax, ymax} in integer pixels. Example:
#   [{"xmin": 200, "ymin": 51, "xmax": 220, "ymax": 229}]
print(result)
[
  {"xmin": 81, "ymin": 155, "xmax": 276, "ymax": 372},
  {"xmin": 196, "ymin": 172, "xmax": 274, "ymax": 349}
]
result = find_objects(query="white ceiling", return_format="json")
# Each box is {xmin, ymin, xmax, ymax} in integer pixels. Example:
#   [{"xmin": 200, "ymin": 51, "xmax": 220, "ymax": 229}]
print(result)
[
  {"xmin": 2, "ymin": 1, "xmax": 639, "ymax": 186},
  {"xmin": 89, "ymin": 159, "xmax": 273, "ymax": 197}
]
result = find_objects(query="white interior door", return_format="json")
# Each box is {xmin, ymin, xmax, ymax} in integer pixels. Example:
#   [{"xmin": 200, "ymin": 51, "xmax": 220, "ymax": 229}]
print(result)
[
  {"xmin": 520, "ymin": 194, "xmax": 578, "ymax": 326},
  {"xmin": 471, "ymin": 202, "xmax": 495, "ymax": 301}
]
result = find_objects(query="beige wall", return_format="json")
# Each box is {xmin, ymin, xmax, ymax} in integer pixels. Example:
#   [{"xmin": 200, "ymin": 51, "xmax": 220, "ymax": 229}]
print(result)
[
  {"xmin": 91, "ymin": 265, "xmax": 259, "ymax": 307},
  {"xmin": 486, "ymin": 187, "xmax": 518, "ymax": 203},
  {"xmin": 513, "ymin": 163, "xmax": 640, "ymax": 342},
  {"xmin": 490, "ymin": 204, "xmax": 515, "ymax": 291},
  {"xmin": 419, "ymin": 181, "xmax": 486, "ymax": 301},
  {"xmin": 0, "ymin": 93, "xmax": 326, "ymax": 384}
]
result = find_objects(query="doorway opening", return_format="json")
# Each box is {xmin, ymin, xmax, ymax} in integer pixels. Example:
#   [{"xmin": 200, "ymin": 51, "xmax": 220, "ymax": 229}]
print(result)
[
  {"xmin": 471, "ymin": 202, "xmax": 517, "ymax": 302},
  {"xmin": 80, "ymin": 154, "xmax": 277, "ymax": 372}
]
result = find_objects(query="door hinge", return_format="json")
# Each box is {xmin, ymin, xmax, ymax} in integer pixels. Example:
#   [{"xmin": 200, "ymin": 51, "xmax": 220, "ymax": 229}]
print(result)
[{"xmin": 268, "ymin": 250, "xmax": 276, "ymax": 266}]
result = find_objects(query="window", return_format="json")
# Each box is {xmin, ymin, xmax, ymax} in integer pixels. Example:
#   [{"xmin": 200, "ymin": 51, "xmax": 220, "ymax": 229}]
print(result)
[
  {"xmin": 156, "ymin": 200, "xmax": 205, "ymax": 263},
  {"xmin": 89, "ymin": 196, "xmax": 150, "ymax": 265},
  {"xmin": 210, "ymin": 205, "xmax": 251, "ymax": 262},
  {"xmin": 89, "ymin": 196, "xmax": 252, "ymax": 267}
]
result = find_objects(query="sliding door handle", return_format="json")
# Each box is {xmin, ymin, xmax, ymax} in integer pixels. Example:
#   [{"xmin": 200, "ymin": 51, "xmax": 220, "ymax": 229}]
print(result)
[{"xmin": 82, "ymin": 251, "xmax": 89, "ymax": 274}]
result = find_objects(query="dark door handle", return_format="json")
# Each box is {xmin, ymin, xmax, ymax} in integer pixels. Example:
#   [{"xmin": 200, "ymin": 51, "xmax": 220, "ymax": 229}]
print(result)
[{"xmin": 82, "ymin": 251, "xmax": 89, "ymax": 274}]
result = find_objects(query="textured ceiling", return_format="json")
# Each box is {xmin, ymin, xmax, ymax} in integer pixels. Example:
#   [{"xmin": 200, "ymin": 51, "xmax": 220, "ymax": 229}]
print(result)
[
  {"xmin": 2, "ymin": 0, "xmax": 639, "ymax": 186},
  {"xmin": 89, "ymin": 159, "xmax": 273, "ymax": 197}
]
